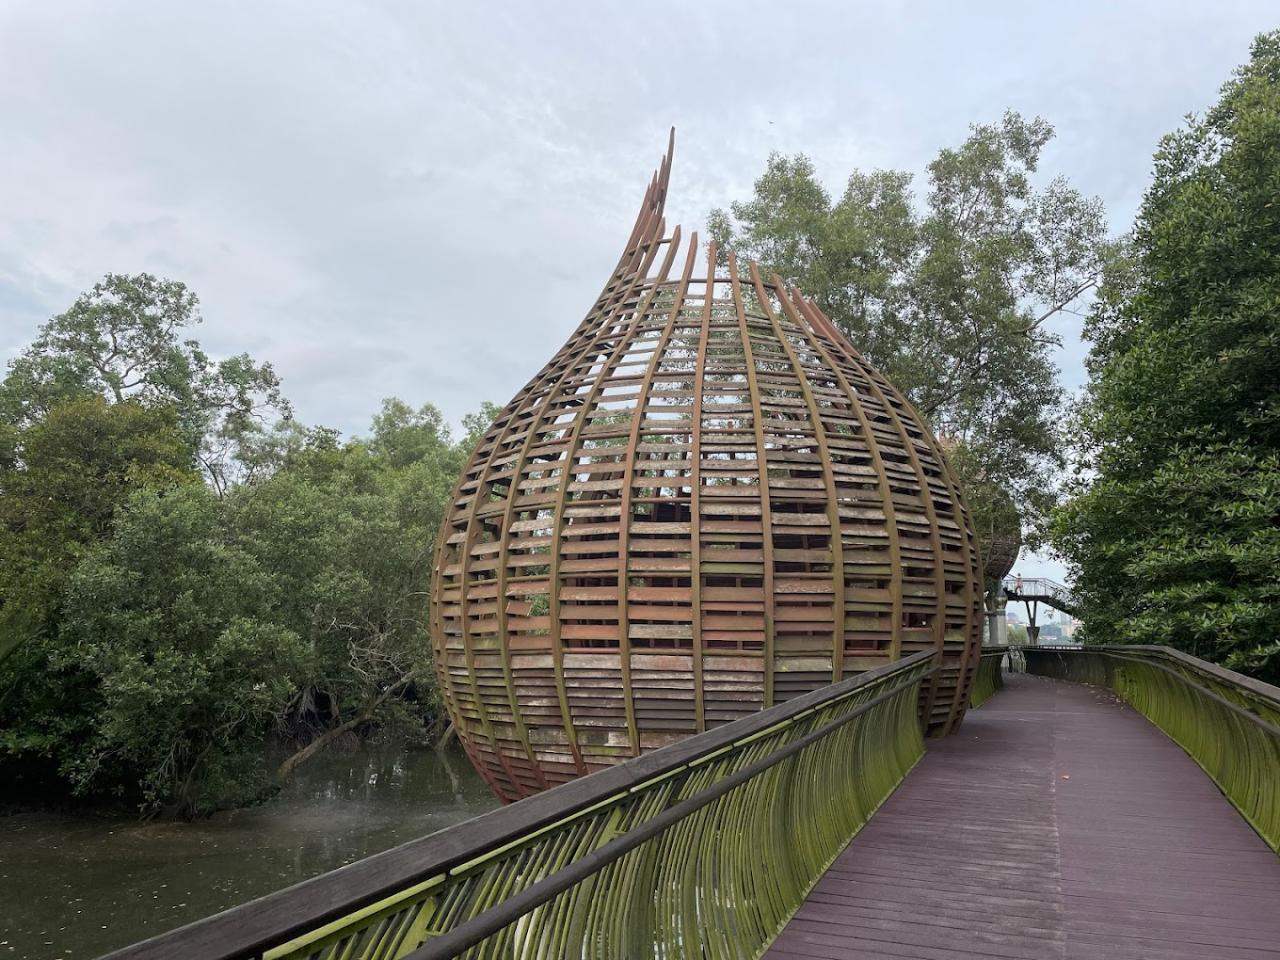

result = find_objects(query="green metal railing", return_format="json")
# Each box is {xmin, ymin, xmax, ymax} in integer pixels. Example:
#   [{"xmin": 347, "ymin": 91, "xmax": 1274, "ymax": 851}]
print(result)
[
  {"xmin": 969, "ymin": 646, "xmax": 1006, "ymax": 708},
  {"xmin": 1023, "ymin": 644, "xmax": 1280, "ymax": 852},
  {"xmin": 104, "ymin": 651, "xmax": 936, "ymax": 960}
]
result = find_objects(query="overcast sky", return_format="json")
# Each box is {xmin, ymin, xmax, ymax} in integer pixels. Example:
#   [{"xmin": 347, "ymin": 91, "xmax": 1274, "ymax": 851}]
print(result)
[{"xmin": 2, "ymin": 1, "xmax": 1276, "ymax": 581}]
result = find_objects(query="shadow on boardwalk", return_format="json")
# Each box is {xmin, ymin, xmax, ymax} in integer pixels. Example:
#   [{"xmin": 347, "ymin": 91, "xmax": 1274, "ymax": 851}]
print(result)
[{"xmin": 765, "ymin": 673, "xmax": 1280, "ymax": 960}]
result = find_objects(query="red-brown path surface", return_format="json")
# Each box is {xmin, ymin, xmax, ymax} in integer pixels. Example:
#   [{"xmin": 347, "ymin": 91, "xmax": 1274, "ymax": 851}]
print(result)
[{"xmin": 764, "ymin": 673, "xmax": 1280, "ymax": 960}]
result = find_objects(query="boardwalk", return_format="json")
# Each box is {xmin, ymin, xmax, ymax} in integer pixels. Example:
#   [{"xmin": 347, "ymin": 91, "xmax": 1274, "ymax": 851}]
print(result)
[{"xmin": 765, "ymin": 673, "xmax": 1280, "ymax": 960}]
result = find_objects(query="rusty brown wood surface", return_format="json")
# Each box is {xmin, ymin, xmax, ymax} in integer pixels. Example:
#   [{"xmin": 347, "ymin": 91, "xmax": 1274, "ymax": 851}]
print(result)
[
  {"xmin": 764, "ymin": 672, "xmax": 1280, "ymax": 960},
  {"xmin": 430, "ymin": 132, "xmax": 982, "ymax": 801}
]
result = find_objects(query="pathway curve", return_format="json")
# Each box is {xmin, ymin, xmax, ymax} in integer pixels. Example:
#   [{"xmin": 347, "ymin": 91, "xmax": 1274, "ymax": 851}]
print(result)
[{"xmin": 764, "ymin": 673, "xmax": 1280, "ymax": 960}]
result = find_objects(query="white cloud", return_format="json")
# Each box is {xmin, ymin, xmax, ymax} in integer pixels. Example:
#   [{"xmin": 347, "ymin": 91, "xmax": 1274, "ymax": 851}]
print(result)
[{"xmin": 1, "ymin": 0, "xmax": 1274, "ymax": 582}]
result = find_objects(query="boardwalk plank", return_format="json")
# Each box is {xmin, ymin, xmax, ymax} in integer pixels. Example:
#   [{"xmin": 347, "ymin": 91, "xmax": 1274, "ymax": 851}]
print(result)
[{"xmin": 763, "ymin": 673, "xmax": 1280, "ymax": 960}]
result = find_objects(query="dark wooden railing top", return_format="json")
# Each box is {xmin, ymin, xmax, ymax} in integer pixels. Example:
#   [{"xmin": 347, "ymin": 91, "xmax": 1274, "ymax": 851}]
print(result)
[{"xmin": 102, "ymin": 650, "xmax": 936, "ymax": 960}]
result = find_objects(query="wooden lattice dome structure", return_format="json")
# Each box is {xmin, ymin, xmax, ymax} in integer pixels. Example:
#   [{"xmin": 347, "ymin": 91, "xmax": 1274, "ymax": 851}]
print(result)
[
  {"xmin": 431, "ymin": 134, "xmax": 983, "ymax": 802},
  {"xmin": 984, "ymin": 531, "xmax": 1022, "ymax": 584}
]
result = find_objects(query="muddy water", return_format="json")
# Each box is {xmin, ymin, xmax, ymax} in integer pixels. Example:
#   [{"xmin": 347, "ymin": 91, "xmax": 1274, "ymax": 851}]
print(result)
[{"xmin": 0, "ymin": 744, "xmax": 497, "ymax": 960}]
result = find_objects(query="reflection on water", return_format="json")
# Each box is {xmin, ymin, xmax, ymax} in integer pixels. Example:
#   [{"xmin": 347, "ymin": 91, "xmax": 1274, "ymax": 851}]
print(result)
[{"xmin": 0, "ymin": 744, "xmax": 498, "ymax": 960}]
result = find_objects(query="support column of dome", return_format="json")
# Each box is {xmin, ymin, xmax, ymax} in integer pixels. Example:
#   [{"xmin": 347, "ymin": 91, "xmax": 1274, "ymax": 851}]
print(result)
[
  {"xmin": 840, "ymin": 337, "xmax": 982, "ymax": 731},
  {"xmin": 747, "ymin": 264, "xmax": 848, "ymax": 683},
  {"xmin": 770, "ymin": 277, "xmax": 905, "ymax": 671},
  {"xmin": 726, "ymin": 252, "xmax": 777, "ymax": 708},
  {"xmin": 792, "ymin": 295, "xmax": 950, "ymax": 731},
  {"xmin": 615, "ymin": 232, "xmax": 698, "ymax": 754},
  {"xmin": 688, "ymin": 241, "xmax": 716, "ymax": 732}
]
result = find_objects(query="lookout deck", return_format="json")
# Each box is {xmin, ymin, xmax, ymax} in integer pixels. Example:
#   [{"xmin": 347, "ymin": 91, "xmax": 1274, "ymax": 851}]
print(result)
[{"xmin": 765, "ymin": 672, "xmax": 1280, "ymax": 960}]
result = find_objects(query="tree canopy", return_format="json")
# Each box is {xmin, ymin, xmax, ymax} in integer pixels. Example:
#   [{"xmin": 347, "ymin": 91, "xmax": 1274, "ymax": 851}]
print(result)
[
  {"xmin": 711, "ymin": 112, "xmax": 1111, "ymax": 545},
  {"xmin": 0, "ymin": 275, "xmax": 490, "ymax": 816},
  {"xmin": 0, "ymin": 273, "xmax": 290, "ymax": 494},
  {"xmin": 709, "ymin": 112, "xmax": 1109, "ymax": 557},
  {"xmin": 1051, "ymin": 32, "xmax": 1280, "ymax": 682}
]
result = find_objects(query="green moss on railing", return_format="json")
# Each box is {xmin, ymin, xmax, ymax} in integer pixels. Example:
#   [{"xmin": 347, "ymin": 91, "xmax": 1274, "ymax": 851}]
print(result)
[
  {"xmin": 969, "ymin": 647, "xmax": 1007, "ymax": 708},
  {"xmin": 275, "ymin": 660, "xmax": 932, "ymax": 960},
  {"xmin": 108, "ymin": 653, "xmax": 937, "ymax": 960},
  {"xmin": 1023, "ymin": 645, "xmax": 1280, "ymax": 853}
]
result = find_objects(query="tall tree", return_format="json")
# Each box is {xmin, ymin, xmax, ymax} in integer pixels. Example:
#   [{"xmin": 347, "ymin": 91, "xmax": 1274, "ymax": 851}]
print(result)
[
  {"xmin": 709, "ymin": 113, "xmax": 1108, "ymax": 550},
  {"xmin": 235, "ymin": 400, "xmax": 479, "ymax": 778},
  {"xmin": 0, "ymin": 273, "xmax": 290, "ymax": 493},
  {"xmin": 0, "ymin": 397, "xmax": 196, "ymax": 661},
  {"xmin": 1051, "ymin": 32, "xmax": 1280, "ymax": 681},
  {"xmin": 60, "ymin": 483, "xmax": 311, "ymax": 817},
  {"xmin": 0, "ymin": 399, "xmax": 198, "ymax": 803}
]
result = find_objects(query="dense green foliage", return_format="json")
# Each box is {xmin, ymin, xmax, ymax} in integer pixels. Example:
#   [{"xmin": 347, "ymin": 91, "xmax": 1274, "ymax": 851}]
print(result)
[
  {"xmin": 0, "ymin": 277, "xmax": 488, "ymax": 816},
  {"xmin": 0, "ymin": 398, "xmax": 197, "ymax": 661},
  {"xmin": 0, "ymin": 273, "xmax": 290, "ymax": 495},
  {"xmin": 1051, "ymin": 33, "xmax": 1280, "ymax": 682},
  {"xmin": 5, "ymin": 39, "xmax": 1278, "ymax": 816},
  {"xmin": 709, "ymin": 113, "xmax": 1109, "ymax": 553}
]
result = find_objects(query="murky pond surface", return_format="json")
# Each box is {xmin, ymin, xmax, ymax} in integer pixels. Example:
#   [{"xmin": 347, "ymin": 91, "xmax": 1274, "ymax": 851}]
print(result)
[{"xmin": 0, "ymin": 744, "xmax": 498, "ymax": 960}]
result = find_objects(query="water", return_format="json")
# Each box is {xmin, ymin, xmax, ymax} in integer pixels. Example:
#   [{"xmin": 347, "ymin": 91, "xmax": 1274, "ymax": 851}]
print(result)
[{"xmin": 0, "ymin": 744, "xmax": 498, "ymax": 960}]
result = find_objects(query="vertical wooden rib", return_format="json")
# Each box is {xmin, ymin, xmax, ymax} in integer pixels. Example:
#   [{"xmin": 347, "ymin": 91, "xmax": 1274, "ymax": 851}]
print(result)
[
  {"xmin": 689, "ymin": 241, "xmax": 715, "ymax": 732},
  {"xmin": 541, "ymin": 228, "xmax": 676, "ymax": 765},
  {"xmin": 450, "ymin": 139, "xmax": 674, "ymax": 793},
  {"xmin": 879, "ymin": 370, "xmax": 983, "ymax": 731},
  {"xmin": 748, "ymin": 265, "xmax": 847, "ymax": 682},
  {"xmin": 777, "ymin": 282, "xmax": 905, "ymax": 663},
  {"xmin": 616, "ymin": 232, "xmax": 699, "ymax": 752},
  {"xmin": 727, "ymin": 252, "xmax": 776, "ymax": 707},
  {"xmin": 865, "ymin": 353, "xmax": 980, "ymax": 730},
  {"xmin": 794, "ymin": 294, "xmax": 950, "ymax": 730},
  {"xmin": 468, "ymin": 234, "xmax": 667, "ymax": 792},
  {"xmin": 547, "ymin": 141, "xmax": 676, "ymax": 767}
]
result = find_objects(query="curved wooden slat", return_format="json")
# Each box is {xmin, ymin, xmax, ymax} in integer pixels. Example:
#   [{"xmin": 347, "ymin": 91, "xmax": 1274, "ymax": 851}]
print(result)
[{"xmin": 431, "ymin": 135, "xmax": 983, "ymax": 799}]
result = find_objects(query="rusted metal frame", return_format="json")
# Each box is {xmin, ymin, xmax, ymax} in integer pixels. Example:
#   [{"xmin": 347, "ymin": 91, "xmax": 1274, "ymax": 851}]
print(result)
[
  {"xmin": 919, "ymin": 419, "xmax": 983, "ymax": 729},
  {"xmin": 437, "ymin": 413, "xmax": 542, "ymax": 796},
  {"xmin": 541, "ymin": 227, "xmax": 683, "ymax": 761},
  {"xmin": 615, "ymin": 233, "xmax": 700, "ymax": 751},
  {"xmin": 726, "ymin": 252, "xmax": 777, "ymax": 707},
  {"xmin": 430, "ymin": 403, "xmax": 539, "ymax": 797},
  {"xmin": 537, "ymin": 241, "xmax": 674, "ymax": 766},
  {"xmin": 777, "ymin": 284, "xmax": 905, "ymax": 664},
  {"xmin": 749, "ymin": 265, "xmax": 847, "ymax": 683},
  {"xmin": 441, "ymin": 309, "xmax": 631, "ymax": 795},
  {"xmin": 792, "ymin": 295, "xmax": 950, "ymax": 728},
  {"xmin": 429, "ymin": 450, "xmax": 484, "ymax": 767},
  {"xmin": 538, "ymin": 146, "xmax": 676, "ymax": 771},
  {"xmin": 688, "ymin": 242, "xmax": 716, "ymax": 732}
]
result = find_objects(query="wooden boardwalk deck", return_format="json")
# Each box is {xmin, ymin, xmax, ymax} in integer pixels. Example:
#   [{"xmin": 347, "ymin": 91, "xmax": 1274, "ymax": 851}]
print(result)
[{"xmin": 764, "ymin": 673, "xmax": 1280, "ymax": 960}]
